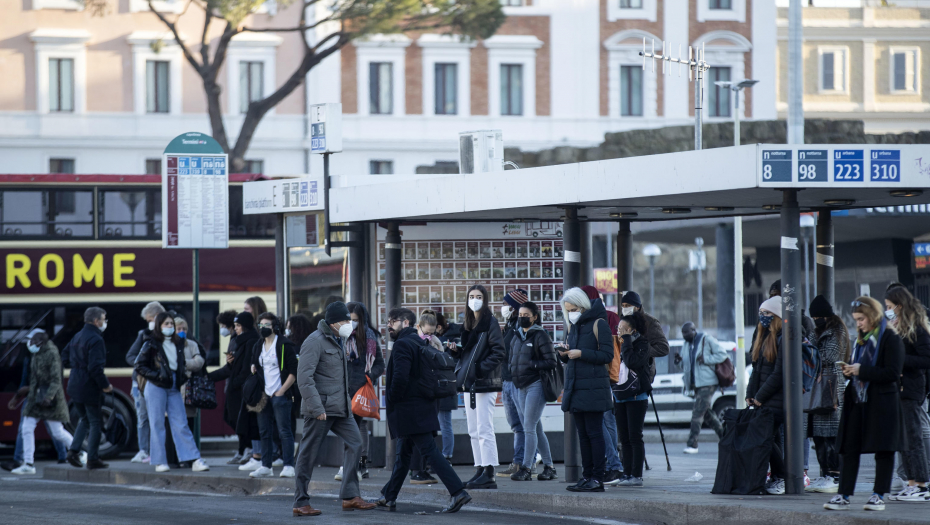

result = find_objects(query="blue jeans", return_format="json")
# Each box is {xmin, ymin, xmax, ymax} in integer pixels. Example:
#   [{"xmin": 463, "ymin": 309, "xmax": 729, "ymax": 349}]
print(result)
[
  {"xmin": 603, "ymin": 407, "xmax": 623, "ymax": 471},
  {"xmin": 438, "ymin": 410, "xmax": 454, "ymax": 458},
  {"xmin": 132, "ymin": 381, "xmax": 150, "ymax": 455},
  {"xmin": 258, "ymin": 395, "xmax": 294, "ymax": 468},
  {"xmin": 502, "ymin": 381, "xmax": 525, "ymax": 465},
  {"xmin": 145, "ymin": 380, "xmax": 200, "ymax": 466},
  {"xmin": 15, "ymin": 404, "xmax": 68, "ymax": 463},
  {"xmin": 251, "ymin": 439, "xmax": 262, "ymax": 456},
  {"xmin": 70, "ymin": 402, "xmax": 103, "ymax": 462},
  {"xmin": 516, "ymin": 380, "xmax": 553, "ymax": 467}
]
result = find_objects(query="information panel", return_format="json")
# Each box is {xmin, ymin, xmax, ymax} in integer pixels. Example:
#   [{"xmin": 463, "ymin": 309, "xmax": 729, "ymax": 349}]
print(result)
[
  {"xmin": 758, "ymin": 144, "xmax": 928, "ymax": 187},
  {"xmin": 162, "ymin": 133, "xmax": 229, "ymax": 249}
]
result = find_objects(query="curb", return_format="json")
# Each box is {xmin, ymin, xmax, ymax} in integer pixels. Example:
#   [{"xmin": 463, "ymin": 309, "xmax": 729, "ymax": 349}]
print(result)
[{"xmin": 43, "ymin": 466, "xmax": 922, "ymax": 525}]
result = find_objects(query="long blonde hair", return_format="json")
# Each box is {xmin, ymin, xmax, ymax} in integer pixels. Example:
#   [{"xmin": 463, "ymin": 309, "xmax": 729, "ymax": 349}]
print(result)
[
  {"xmin": 885, "ymin": 287, "xmax": 930, "ymax": 343},
  {"xmin": 751, "ymin": 315, "xmax": 782, "ymax": 363}
]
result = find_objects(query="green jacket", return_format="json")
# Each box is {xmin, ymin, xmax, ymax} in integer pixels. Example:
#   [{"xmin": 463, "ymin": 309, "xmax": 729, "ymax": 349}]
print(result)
[{"xmin": 25, "ymin": 341, "xmax": 71, "ymax": 423}]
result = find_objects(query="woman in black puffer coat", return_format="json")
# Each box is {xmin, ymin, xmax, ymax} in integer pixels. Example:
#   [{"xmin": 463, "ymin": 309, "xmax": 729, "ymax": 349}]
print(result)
[
  {"xmin": 558, "ymin": 287, "xmax": 613, "ymax": 493},
  {"xmin": 746, "ymin": 297, "xmax": 786, "ymax": 494},
  {"xmin": 612, "ymin": 314, "xmax": 652, "ymax": 487}
]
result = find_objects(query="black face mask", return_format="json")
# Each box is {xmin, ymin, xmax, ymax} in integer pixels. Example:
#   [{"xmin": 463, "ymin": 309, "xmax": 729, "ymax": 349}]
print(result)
[
  {"xmin": 814, "ymin": 318, "xmax": 827, "ymax": 330},
  {"xmin": 260, "ymin": 327, "xmax": 273, "ymax": 338},
  {"xmin": 519, "ymin": 317, "xmax": 533, "ymax": 328}
]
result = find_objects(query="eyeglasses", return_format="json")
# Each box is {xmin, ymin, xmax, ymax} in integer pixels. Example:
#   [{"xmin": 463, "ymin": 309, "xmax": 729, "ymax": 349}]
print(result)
[{"xmin": 851, "ymin": 300, "xmax": 864, "ymax": 308}]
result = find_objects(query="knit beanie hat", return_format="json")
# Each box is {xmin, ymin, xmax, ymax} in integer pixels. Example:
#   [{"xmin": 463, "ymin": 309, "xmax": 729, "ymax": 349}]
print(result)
[
  {"xmin": 325, "ymin": 301, "xmax": 351, "ymax": 324},
  {"xmin": 234, "ymin": 312, "xmax": 255, "ymax": 329},
  {"xmin": 808, "ymin": 295, "xmax": 834, "ymax": 318},
  {"xmin": 504, "ymin": 289, "xmax": 529, "ymax": 309},
  {"xmin": 769, "ymin": 279, "xmax": 782, "ymax": 297},
  {"xmin": 759, "ymin": 297, "xmax": 782, "ymax": 319},
  {"xmin": 621, "ymin": 291, "xmax": 643, "ymax": 309}
]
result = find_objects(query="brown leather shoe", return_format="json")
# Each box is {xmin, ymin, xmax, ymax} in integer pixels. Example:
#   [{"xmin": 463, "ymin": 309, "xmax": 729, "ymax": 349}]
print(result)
[
  {"xmin": 342, "ymin": 497, "xmax": 376, "ymax": 511},
  {"xmin": 293, "ymin": 505, "xmax": 322, "ymax": 517}
]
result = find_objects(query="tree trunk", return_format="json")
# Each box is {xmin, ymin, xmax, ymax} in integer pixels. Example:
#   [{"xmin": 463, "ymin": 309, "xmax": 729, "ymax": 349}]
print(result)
[{"xmin": 203, "ymin": 78, "xmax": 235, "ymax": 168}]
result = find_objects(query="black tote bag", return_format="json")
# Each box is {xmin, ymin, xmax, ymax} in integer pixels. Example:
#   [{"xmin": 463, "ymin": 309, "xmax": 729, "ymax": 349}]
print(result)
[{"xmin": 712, "ymin": 407, "xmax": 774, "ymax": 495}]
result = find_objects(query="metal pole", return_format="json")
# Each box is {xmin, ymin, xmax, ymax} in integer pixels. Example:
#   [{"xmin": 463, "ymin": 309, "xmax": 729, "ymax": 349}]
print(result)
[
  {"xmin": 788, "ymin": 0, "xmax": 804, "ymax": 145},
  {"xmin": 192, "ymin": 248, "xmax": 201, "ymax": 449},
  {"xmin": 323, "ymin": 153, "xmax": 332, "ymax": 256},
  {"xmin": 734, "ymin": 218, "xmax": 747, "ymax": 409},
  {"xmin": 616, "ymin": 220, "xmax": 633, "ymax": 293},
  {"xmin": 383, "ymin": 221, "xmax": 402, "ymax": 468},
  {"xmin": 648, "ymin": 257, "xmax": 655, "ymax": 312},
  {"xmin": 562, "ymin": 207, "xmax": 582, "ymax": 483},
  {"xmin": 803, "ymin": 230, "xmax": 811, "ymax": 310},
  {"xmin": 780, "ymin": 190, "xmax": 804, "ymax": 495},
  {"xmin": 697, "ymin": 259, "xmax": 703, "ymax": 331},
  {"xmin": 349, "ymin": 224, "xmax": 366, "ymax": 303},
  {"xmin": 695, "ymin": 58, "xmax": 703, "ymax": 151},
  {"xmin": 815, "ymin": 209, "xmax": 835, "ymax": 306},
  {"xmin": 275, "ymin": 214, "xmax": 287, "ymax": 317},
  {"xmin": 733, "ymin": 88, "xmax": 740, "ymax": 147}
]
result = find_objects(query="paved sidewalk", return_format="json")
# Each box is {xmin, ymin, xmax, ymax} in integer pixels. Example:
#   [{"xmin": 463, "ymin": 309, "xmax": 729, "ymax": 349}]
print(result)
[{"xmin": 35, "ymin": 443, "xmax": 927, "ymax": 525}]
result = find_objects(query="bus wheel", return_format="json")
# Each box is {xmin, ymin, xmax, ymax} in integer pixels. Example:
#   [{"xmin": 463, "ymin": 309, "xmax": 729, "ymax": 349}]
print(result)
[{"xmin": 68, "ymin": 395, "xmax": 134, "ymax": 460}]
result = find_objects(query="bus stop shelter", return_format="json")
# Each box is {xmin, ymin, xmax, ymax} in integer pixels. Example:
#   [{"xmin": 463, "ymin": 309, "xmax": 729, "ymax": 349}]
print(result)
[{"xmin": 329, "ymin": 143, "xmax": 930, "ymax": 493}]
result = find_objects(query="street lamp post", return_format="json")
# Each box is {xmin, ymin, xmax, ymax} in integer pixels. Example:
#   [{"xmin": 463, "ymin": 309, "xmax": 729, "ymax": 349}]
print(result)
[
  {"xmin": 643, "ymin": 244, "xmax": 661, "ymax": 311},
  {"xmin": 800, "ymin": 215, "xmax": 816, "ymax": 309},
  {"xmin": 691, "ymin": 238, "xmax": 706, "ymax": 331}
]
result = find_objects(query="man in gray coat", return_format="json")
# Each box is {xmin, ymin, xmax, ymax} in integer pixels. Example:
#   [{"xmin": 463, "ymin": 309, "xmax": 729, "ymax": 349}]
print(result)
[
  {"xmin": 677, "ymin": 322, "xmax": 728, "ymax": 454},
  {"xmin": 292, "ymin": 302, "xmax": 376, "ymax": 516}
]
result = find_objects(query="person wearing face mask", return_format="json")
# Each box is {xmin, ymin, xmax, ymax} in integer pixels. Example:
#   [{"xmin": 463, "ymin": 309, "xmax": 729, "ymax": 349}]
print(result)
[
  {"xmin": 125, "ymin": 301, "xmax": 166, "ymax": 464},
  {"xmin": 746, "ymin": 297, "xmax": 787, "ymax": 495},
  {"xmin": 619, "ymin": 291, "xmax": 669, "ymax": 385},
  {"xmin": 207, "ymin": 310, "xmax": 254, "ymax": 465},
  {"xmin": 248, "ymin": 312, "xmax": 298, "ymax": 479},
  {"xmin": 883, "ymin": 286, "xmax": 930, "ymax": 502},
  {"xmin": 293, "ymin": 301, "xmax": 376, "ymax": 516},
  {"xmin": 498, "ymin": 288, "xmax": 534, "ymax": 478},
  {"xmin": 804, "ymin": 296, "xmax": 849, "ymax": 494},
  {"xmin": 678, "ymin": 321, "xmax": 728, "ymax": 455},
  {"xmin": 375, "ymin": 308, "xmax": 472, "ymax": 514},
  {"xmin": 11, "ymin": 330, "xmax": 74, "ymax": 475},
  {"xmin": 134, "ymin": 312, "xmax": 210, "ymax": 473},
  {"xmin": 64, "ymin": 306, "xmax": 113, "ymax": 470},
  {"xmin": 448, "ymin": 284, "xmax": 506, "ymax": 490},
  {"xmin": 173, "ymin": 317, "xmax": 206, "ymax": 434},
  {"xmin": 508, "ymin": 301, "xmax": 558, "ymax": 482},
  {"xmin": 225, "ymin": 313, "xmax": 264, "ymax": 471},
  {"xmin": 342, "ymin": 302, "xmax": 385, "ymax": 482},
  {"xmin": 613, "ymin": 315, "xmax": 652, "ymax": 487},
  {"xmin": 559, "ymin": 287, "xmax": 614, "ymax": 492}
]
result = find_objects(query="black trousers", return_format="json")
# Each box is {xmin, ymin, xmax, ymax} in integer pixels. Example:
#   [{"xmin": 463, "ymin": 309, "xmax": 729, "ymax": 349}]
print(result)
[
  {"xmin": 813, "ymin": 436, "xmax": 839, "ymax": 478},
  {"xmin": 615, "ymin": 399, "xmax": 648, "ymax": 478},
  {"xmin": 382, "ymin": 433, "xmax": 464, "ymax": 502},
  {"xmin": 573, "ymin": 411, "xmax": 606, "ymax": 482},
  {"xmin": 768, "ymin": 410, "xmax": 786, "ymax": 480},
  {"xmin": 839, "ymin": 451, "xmax": 894, "ymax": 496}
]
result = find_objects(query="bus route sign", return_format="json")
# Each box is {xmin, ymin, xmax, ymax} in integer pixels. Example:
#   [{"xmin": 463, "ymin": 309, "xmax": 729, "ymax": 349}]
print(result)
[{"xmin": 162, "ymin": 132, "xmax": 229, "ymax": 249}]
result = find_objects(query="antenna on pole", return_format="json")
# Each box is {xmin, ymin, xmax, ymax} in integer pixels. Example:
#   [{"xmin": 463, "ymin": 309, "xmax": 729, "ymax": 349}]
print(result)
[{"xmin": 640, "ymin": 38, "xmax": 710, "ymax": 151}]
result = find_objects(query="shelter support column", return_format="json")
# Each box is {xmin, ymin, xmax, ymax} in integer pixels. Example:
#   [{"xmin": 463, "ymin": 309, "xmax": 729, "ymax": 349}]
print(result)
[
  {"xmin": 616, "ymin": 220, "xmax": 633, "ymax": 292},
  {"xmin": 562, "ymin": 208, "xmax": 582, "ymax": 483},
  {"xmin": 275, "ymin": 214, "xmax": 288, "ymax": 318},
  {"xmin": 383, "ymin": 220, "xmax": 402, "ymax": 468},
  {"xmin": 716, "ymin": 223, "xmax": 736, "ymax": 342},
  {"xmin": 815, "ymin": 210, "xmax": 835, "ymax": 307},
  {"xmin": 780, "ymin": 190, "xmax": 805, "ymax": 495},
  {"xmin": 349, "ymin": 223, "xmax": 367, "ymax": 304}
]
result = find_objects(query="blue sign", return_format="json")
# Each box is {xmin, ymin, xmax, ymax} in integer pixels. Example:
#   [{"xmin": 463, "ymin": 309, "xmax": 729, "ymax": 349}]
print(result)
[
  {"xmin": 174, "ymin": 156, "xmax": 227, "ymax": 176},
  {"xmin": 797, "ymin": 150, "xmax": 828, "ymax": 182},
  {"xmin": 310, "ymin": 123, "xmax": 327, "ymax": 153},
  {"xmin": 834, "ymin": 150, "xmax": 863, "ymax": 182},
  {"xmin": 762, "ymin": 150, "xmax": 792, "ymax": 182},
  {"xmin": 915, "ymin": 243, "xmax": 930, "ymax": 256},
  {"xmin": 871, "ymin": 150, "xmax": 901, "ymax": 182}
]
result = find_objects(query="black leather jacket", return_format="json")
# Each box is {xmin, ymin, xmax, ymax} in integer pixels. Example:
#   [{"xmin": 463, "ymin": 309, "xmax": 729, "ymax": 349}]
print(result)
[
  {"xmin": 453, "ymin": 311, "xmax": 505, "ymax": 393},
  {"xmin": 134, "ymin": 339, "xmax": 187, "ymax": 390}
]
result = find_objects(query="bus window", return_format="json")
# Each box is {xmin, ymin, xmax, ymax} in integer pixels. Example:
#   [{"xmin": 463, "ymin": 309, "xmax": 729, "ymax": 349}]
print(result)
[
  {"xmin": 1, "ymin": 189, "xmax": 93, "ymax": 239},
  {"xmin": 97, "ymin": 189, "xmax": 161, "ymax": 239},
  {"xmin": 228, "ymin": 186, "xmax": 275, "ymax": 239}
]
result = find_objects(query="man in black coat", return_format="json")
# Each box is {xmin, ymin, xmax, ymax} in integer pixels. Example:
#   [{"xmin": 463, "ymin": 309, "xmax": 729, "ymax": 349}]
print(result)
[
  {"xmin": 376, "ymin": 308, "xmax": 471, "ymax": 514},
  {"xmin": 64, "ymin": 307, "xmax": 112, "ymax": 470}
]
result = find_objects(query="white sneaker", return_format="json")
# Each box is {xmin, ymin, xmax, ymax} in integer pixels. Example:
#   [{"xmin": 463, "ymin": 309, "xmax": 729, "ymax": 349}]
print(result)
[
  {"xmin": 131, "ymin": 451, "xmax": 149, "ymax": 464},
  {"xmin": 155, "ymin": 464, "xmax": 170, "ymax": 472},
  {"xmin": 279, "ymin": 466, "xmax": 295, "ymax": 478},
  {"xmin": 250, "ymin": 466, "xmax": 273, "ymax": 478},
  {"xmin": 226, "ymin": 452, "xmax": 243, "ymax": 465},
  {"xmin": 272, "ymin": 458, "xmax": 284, "ymax": 467},
  {"xmin": 335, "ymin": 466, "xmax": 343, "ymax": 481},
  {"xmin": 11, "ymin": 464, "xmax": 36, "ymax": 475},
  {"xmin": 892, "ymin": 485, "xmax": 929, "ymax": 502},
  {"xmin": 863, "ymin": 494, "xmax": 885, "ymax": 511},
  {"xmin": 192, "ymin": 459, "xmax": 210, "ymax": 472},
  {"xmin": 239, "ymin": 448, "xmax": 252, "ymax": 465},
  {"xmin": 891, "ymin": 475, "xmax": 907, "ymax": 493},
  {"xmin": 807, "ymin": 477, "xmax": 839, "ymax": 493},
  {"xmin": 765, "ymin": 478, "xmax": 785, "ymax": 495},
  {"xmin": 805, "ymin": 477, "xmax": 824, "ymax": 492},
  {"xmin": 824, "ymin": 495, "xmax": 850, "ymax": 511},
  {"xmin": 683, "ymin": 447, "xmax": 699, "ymax": 454},
  {"xmin": 238, "ymin": 457, "xmax": 261, "ymax": 471},
  {"xmin": 79, "ymin": 452, "xmax": 88, "ymax": 466}
]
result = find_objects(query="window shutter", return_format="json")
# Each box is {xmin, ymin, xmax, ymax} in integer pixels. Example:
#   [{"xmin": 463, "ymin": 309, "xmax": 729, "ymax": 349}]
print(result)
[
  {"xmin": 906, "ymin": 51, "xmax": 916, "ymax": 92},
  {"xmin": 834, "ymin": 49, "xmax": 845, "ymax": 91}
]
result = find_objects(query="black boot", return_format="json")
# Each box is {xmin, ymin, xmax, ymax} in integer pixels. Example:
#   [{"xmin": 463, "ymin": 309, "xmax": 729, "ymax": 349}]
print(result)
[
  {"xmin": 466, "ymin": 465, "xmax": 498, "ymax": 489},
  {"xmin": 465, "ymin": 466, "xmax": 484, "ymax": 484}
]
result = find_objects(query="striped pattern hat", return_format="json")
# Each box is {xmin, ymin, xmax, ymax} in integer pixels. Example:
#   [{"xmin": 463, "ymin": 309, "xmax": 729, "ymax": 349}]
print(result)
[{"xmin": 504, "ymin": 289, "xmax": 529, "ymax": 308}]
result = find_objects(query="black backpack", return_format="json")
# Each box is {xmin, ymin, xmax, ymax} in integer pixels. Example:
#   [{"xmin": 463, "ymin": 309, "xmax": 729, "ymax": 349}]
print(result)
[{"xmin": 417, "ymin": 340, "xmax": 458, "ymax": 400}]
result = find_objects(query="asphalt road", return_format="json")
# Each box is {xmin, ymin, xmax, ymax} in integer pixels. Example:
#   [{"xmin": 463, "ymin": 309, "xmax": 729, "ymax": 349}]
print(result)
[{"xmin": 0, "ymin": 477, "xmax": 637, "ymax": 525}]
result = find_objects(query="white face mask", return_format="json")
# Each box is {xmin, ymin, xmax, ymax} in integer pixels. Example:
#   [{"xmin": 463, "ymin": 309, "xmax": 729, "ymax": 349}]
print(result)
[
  {"xmin": 220, "ymin": 326, "xmax": 230, "ymax": 337},
  {"xmin": 351, "ymin": 320, "xmax": 359, "ymax": 330},
  {"xmin": 99, "ymin": 321, "xmax": 107, "ymax": 333},
  {"xmin": 468, "ymin": 299, "xmax": 483, "ymax": 313},
  {"xmin": 161, "ymin": 327, "xmax": 175, "ymax": 337},
  {"xmin": 885, "ymin": 309, "xmax": 897, "ymax": 321},
  {"xmin": 27, "ymin": 343, "xmax": 40, "ymax": 354},
  {"xmin": 284, "ymin": 328, "xmax": 292, "ymax": 337},
  {"xmin": 501, "ymin": 305, "xmax": 513, "ymax": 319},
  {"xmin": 148, "ymin": 321, "xmax": 156, "ymax": 331},
  {"xmin": 338, "ymin": 323, "xmax": 354, "ymax": 338},
  {"xmin": 568, "ymin": 311, "xmax": 582, "ymax": 324},
  {"xmin": 621, "ymin": 307, "xmax": 635, "ymax": 316}
]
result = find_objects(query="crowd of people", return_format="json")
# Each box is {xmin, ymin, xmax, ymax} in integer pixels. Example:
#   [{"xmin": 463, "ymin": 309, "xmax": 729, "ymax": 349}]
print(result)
[{"xmin": 4, "ymin": 277, "xmax": 930, "ymax": 516}]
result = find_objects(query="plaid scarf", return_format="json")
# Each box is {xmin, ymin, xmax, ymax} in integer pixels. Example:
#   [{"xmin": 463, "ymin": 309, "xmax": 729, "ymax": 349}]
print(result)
[
  {"xmin": 346, "ymin": 328, "xmax": 378, "ymax": 374},
  {"xmin": 852, "ymin": 318, "xmax": 885, "ymax": 403}
]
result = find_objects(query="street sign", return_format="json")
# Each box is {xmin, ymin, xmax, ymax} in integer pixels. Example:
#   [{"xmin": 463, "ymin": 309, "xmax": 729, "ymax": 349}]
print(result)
[
  {"xmin": 761, "ymin": 150, "xmax": 792, "ymax": 182},
  {"xmin": 833, "ymin": 150, "xmax": 864, "ymax": 182},
  {"xmin": 285, "ymin": 213, "xmax": 324, "ymax": 247},
  {"xmin": 309, "ymin": 103, "xmax": 343, "ymax": 154},
  {"xmin": 162, "ymin": 132, "xmax": 228, "ymax": 249},
  {"xmin": 797, "ymin": 150, "xmax": 828, "ymax": 182},
  {"xmin": 871, "ymin": 150, "xmax": 900, "ymax": 182},
  {"xmin": 758, "ymin": 145, "xmax": 928, "ymax": 187},
  {"xmin": 242, "ymin": 176, "xmax": 324, "ymax": 215},
  {"xmin": 689, "ymin": 249, "xmax": 706, "ymax": 271}
]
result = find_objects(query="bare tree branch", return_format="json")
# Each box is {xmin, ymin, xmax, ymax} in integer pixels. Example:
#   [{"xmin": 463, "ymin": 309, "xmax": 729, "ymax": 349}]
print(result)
[
  {"xmin": 146, "ymin": 0, "xmax": 204, "ymax": 74},
  {"xmin": 200, "ymin": 1, "xmax": 213, "ymax": 66},
  {"xmin": 210, "ymin": 22, "xmax": 239, "ymax": 74},
  {"xmin": 240, "ymin": 13, "xmax": 337, "ymax": 34}
]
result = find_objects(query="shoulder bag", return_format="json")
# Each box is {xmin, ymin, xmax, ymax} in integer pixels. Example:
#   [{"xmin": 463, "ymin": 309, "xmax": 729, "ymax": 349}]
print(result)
[{"xmin": 534, "ymin": 334, "xmax": 563, "ymax": 403}]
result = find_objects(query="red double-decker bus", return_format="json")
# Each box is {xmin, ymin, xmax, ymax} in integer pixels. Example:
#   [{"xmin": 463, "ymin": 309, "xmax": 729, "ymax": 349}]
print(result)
[{"xmin": 0, "ymin": 174, "xmax": 276, "ymax": 458}]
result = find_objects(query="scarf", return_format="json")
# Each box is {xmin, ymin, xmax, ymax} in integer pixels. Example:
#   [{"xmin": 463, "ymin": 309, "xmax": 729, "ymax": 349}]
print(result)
[
  {"xmin": 347, "ymin": 328, "xmax": 378, "ymax": 373},
  {"xmin": 852, "ymin": 317, "xmax": 885, "ymax": 403}
]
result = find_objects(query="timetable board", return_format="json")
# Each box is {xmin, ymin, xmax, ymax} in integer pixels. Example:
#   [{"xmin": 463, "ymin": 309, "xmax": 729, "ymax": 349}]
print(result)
[
  {"xmin": 162, "ymin": 153, "xmax": 229, "ymax": 249},
  {"xmin": 758, "ymin": 144, "xmax": 930, "ymax": 187},
  {"xmin": 376, "ymin": 222, "xmax": 567, "ymax": 342}
]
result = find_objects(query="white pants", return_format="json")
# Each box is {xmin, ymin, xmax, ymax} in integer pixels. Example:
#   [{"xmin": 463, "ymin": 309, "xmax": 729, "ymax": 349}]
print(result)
[
  {"xmin": 22, "ymin": 416, "xmax": 73, "ymax": 465},
  {"xmin": 465, "ymin": 392, "xmax": 499, "ymax": 467}
]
